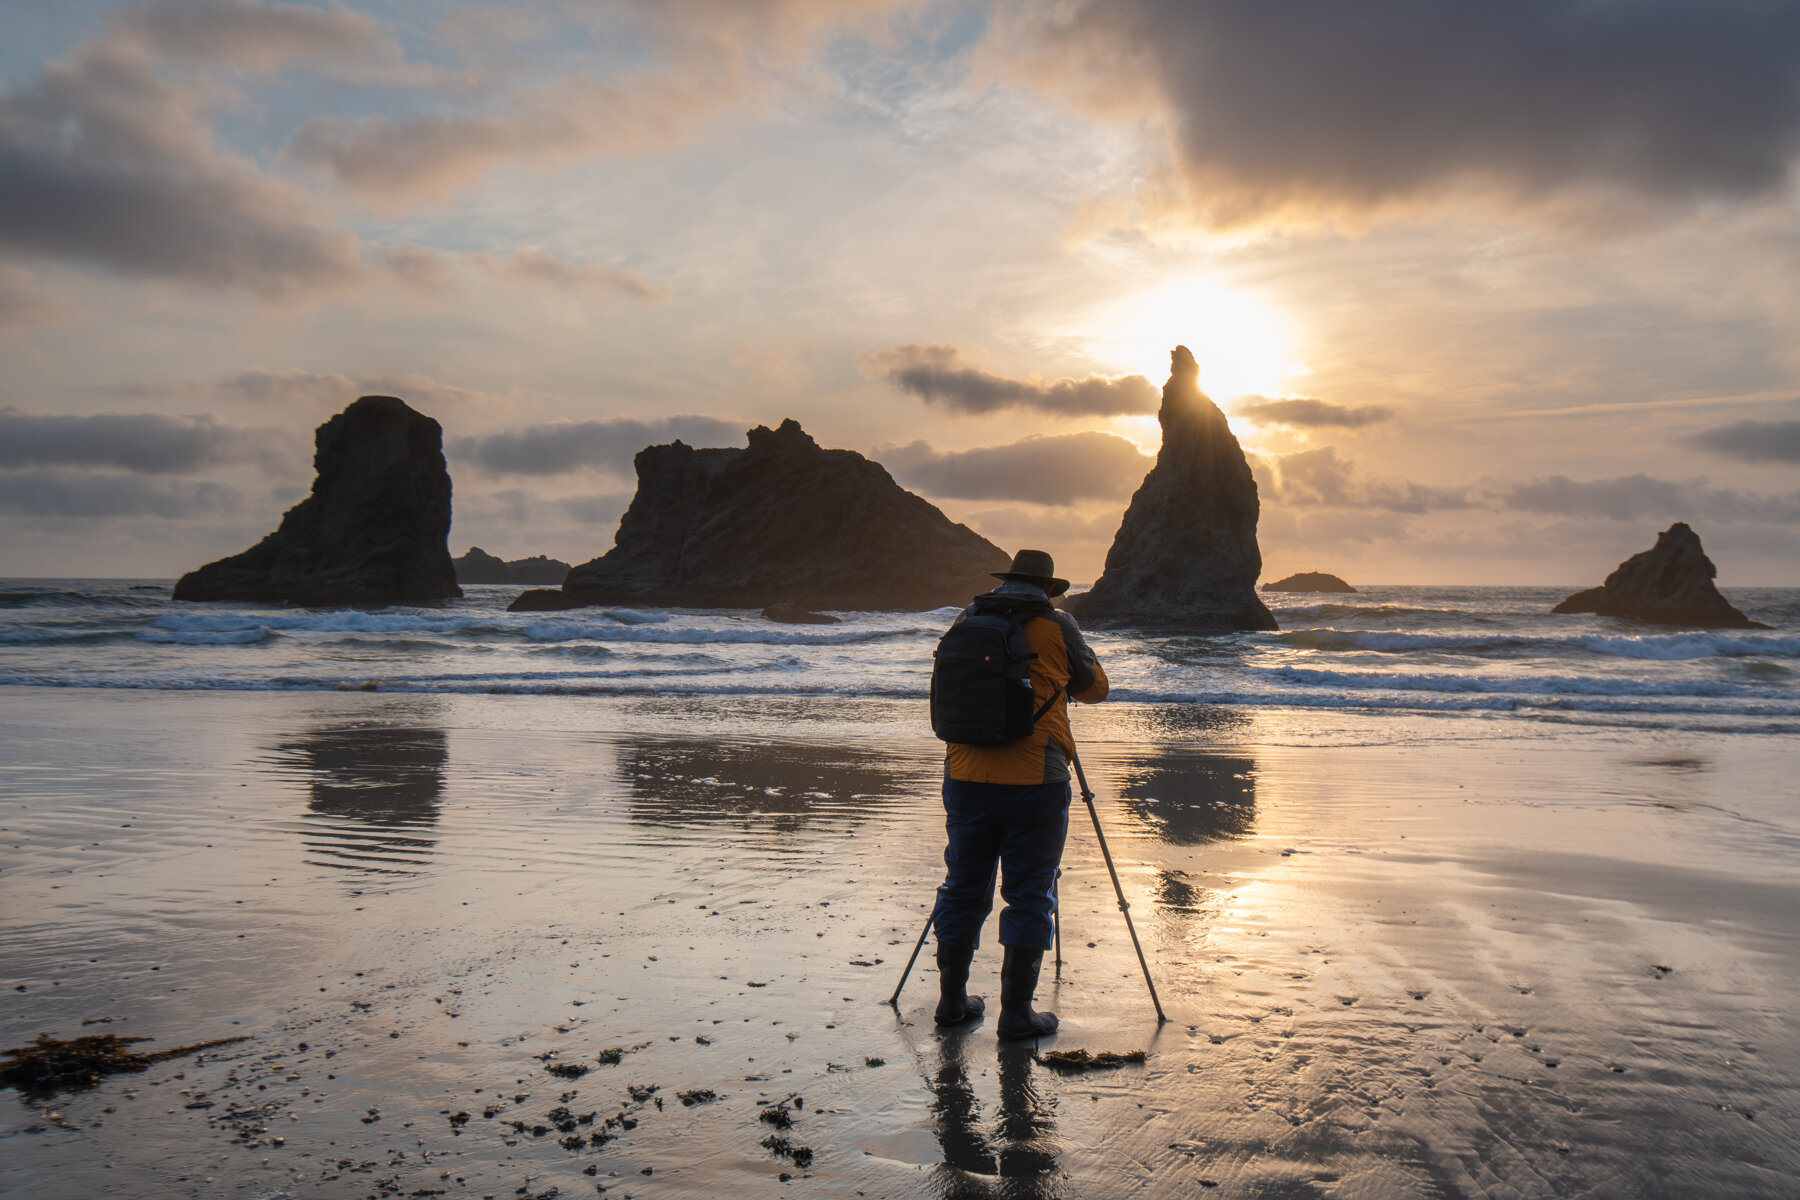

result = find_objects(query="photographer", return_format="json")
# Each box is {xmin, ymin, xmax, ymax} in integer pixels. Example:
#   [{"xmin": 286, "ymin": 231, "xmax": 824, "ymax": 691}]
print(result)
[{"xmin": 930, "ymin": 549, "xmax": 1109, "ymax": 1039}]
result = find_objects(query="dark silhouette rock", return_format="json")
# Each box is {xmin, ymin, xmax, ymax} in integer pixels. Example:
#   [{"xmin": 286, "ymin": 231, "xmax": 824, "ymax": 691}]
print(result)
[
  {"xmin": 509, "ymin": 418, "xmax": 1007, "ymax": 612},
  {"xmin": 510, "ymin": 587, "xmax": 579, "ymax": 611},
  {"xmin": 1064, "ymin": 347, "xmax": 1277, "ymax": 631},
  {"xmin": 1553, "ymin": 586, "xmax": 1607, "ymax": 613},
  {"xmin": 763, "ymin": 604, "xmax": 840, "ymax": 625},
  {"xmin": 173, "ymin": 396, "xmax": 460, "ymax": 607},
  {"xmin": 453, "ymin": 546, "xmax": 513, "ymax": 584},
  {"xmin": 1263, "ymin": 571, "xmax": 1355, "ymax": 593},
  {"xmin": 1552, "ymin": 523, "xmax": 1761, "ymax": 627},
  {"xmin": 507, "ymin": 555, "xmax": 571, "ymax": 585},
  {"xmin": 454, "ymin": 547, "xmax": 570, "ymax": 586}
]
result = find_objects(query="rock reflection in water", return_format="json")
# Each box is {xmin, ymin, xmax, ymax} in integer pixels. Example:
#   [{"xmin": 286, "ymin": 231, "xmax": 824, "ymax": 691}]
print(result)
[
  {"xmin": 618, "ymin": 737, "xmax": 906, "ymax": 833},
  {"xmin": 1116, "ymin": 750, "xmax": 1256, "ymax": 845},
  {"xmin": 927, "ymin": 1034, "xmax": 1066, "ymax": 1198},
  {"xmin": 1154, "ymin": 867, "xmax": 1209, "ymax": 913},
  {"xmin": 267, "ymin": 725, "xmax": 447, "ymax": 876}
]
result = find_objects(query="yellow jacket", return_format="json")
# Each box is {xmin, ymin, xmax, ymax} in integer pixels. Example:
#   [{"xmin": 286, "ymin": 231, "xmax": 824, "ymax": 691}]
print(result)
[{"xmin": 945, "ymin": 602, "xmax": 1108, "ymax": 785}]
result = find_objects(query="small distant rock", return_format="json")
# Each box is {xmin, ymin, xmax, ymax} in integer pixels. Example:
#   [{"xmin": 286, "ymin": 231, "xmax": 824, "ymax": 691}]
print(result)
[
  {"xmin": 1552, "ymin": 522, "xmax": 1762, "ymax": 628},
  {"xmin": 762, "ymin": 604, "xmax": 839, "ymax": 625},
  {"xmin": 1553, "ymin": 586, "xmax": 1607, "ymax": 613},
  {"xmin": 452, "ymin": 546, "xmax": 512, "ymax": 583},
  {"xmin": 507, "ymin": 587, "xmax": 578, "ymax": 612},
  {"xmin": 506, "ymin": 554, "xmax": 572, "ymax": 585},
  {"xmin": 453, "ymin": 547, "xmax": 570, "ymax": 586},
  {"xmin": 1263, "ymin": 572, "xmax": 1355, "ymax": 593}
]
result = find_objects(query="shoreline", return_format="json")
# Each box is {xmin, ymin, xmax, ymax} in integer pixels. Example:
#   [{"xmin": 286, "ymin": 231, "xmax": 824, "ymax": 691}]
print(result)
[{"xmin": 2, "ymin": 688, "xmax": 1796, "ymax": 1198}]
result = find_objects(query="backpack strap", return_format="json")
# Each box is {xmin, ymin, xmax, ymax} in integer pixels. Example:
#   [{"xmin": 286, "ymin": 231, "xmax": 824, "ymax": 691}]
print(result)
[{"xmin": 1032, "ymin": 683, "xmax": 1063, "ymax": 723}]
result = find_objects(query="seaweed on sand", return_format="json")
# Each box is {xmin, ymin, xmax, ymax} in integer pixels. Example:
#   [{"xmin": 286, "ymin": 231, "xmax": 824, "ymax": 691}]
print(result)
[
  {"xmin": 1034, "ymin": 1048, "xmax": 1146, "ymax": 1073},
  {"xmin": 761, "ymin": 1134, "xmax": 814, "ymax": 1168},
  {"xmin": 1, "ymin": 1034, "xmax": 249, "ymax": 1101}
]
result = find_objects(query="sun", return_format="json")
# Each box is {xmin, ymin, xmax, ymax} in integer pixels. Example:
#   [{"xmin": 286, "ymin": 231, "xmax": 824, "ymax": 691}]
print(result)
[{"xmin": 1086, "ymin": 278, "xmax": 1296, "ymax": 402}]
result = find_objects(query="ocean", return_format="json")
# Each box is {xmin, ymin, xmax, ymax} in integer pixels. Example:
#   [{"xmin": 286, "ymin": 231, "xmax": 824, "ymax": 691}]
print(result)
[{"xmin": 5, "ymin": 580, "xmax": 1798, "ymax": 735}]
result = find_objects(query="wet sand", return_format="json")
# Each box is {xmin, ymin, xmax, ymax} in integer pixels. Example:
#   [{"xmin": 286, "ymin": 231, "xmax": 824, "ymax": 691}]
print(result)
[{"xmin": 2, "ymin": 688, "xmax": 1797, "ymax": 1198}]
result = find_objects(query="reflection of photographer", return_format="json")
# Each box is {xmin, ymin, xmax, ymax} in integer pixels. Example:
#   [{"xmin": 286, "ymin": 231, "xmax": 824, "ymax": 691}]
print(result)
[
  {"xmin": 928, "ymin": 550, "xmax": 1109, "ymax": 1039},
  {"xmin": 927, "ymin": 1035, "xmax": 1058, "ymax": 1189}
]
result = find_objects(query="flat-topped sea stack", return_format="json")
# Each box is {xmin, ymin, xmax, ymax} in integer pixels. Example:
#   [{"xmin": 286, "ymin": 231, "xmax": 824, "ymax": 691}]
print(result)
[
  {"xmin": 1064, "ymin": 347, "xmax": 1278, "ymax": 631},
  {"xmin": 454, "ymin": 547, "xmax": 571, "ymax": 586},
  {"xmin": 173, "ymin": 395, "xmax": 460, "ymax": 607},
  {"xmin": 510, "ymin": 419, "xmax": 1008, "ymax": 612},
  {"xmin": 506, "ymin": 555, "xmax": 572, "ymax": 585},
  {"xmin": 1264, "ymin": 571, "xmax": 1355, "ymax": 593},
  {"xmin": 1552, "ymin": 522, "xmax": 1761, "ymax": 628}
]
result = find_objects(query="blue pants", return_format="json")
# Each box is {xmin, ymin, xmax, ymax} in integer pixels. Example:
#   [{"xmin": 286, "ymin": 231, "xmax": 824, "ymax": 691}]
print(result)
[{"xmin": 933, "ymin": 778, "xmax": 1072, "ymax": 951}]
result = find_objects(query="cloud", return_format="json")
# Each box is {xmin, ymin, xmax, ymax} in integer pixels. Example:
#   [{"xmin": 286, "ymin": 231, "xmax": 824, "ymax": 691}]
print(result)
[
  {"xmin": 0, "ymin": 469, "xmax": 238, "ymax": 518},
  {"xmin": 1261, "ymin": 445, "xmax": 1473, "ymax": 514},
  {"xmin": 997, "ymin": 0, "xmax": 1800, "ymax": 229},
  {"xmin": 1688, "ymin": 417, "xmax": 1800, "ymax": 464},
  {"xmin": 0, "ymin": 265, "xmax": 72, "ymax": 327},
  {"xmin": 287, "ymin": 1, "xmax": 912, "ymax": 211},
  {"xmin": 0, "ymin": 409, "xmax": 258, "ymax": 473},
  {"xmin": 118, "ymin": 0, "xmax": 449, "ymax": 83},
  {"xmin": 559, "ymin": 492, "xmax": 633, "ymax": 527},
  {"xmin": 956, "ymin": 503, "xmax": 1125, "ymax": 544},
  {"xmin": 0, "ymin": 5, "xmax": 468, "ymax": 299},
  {"xmin": 881, "ymin": 431, "xmax": 1152, "ymax": 505},
  {"xmin": 866, "ymin": 344, "xmax": 1158, "ymax": 416},
  {"xmin": 452, "ymin": 416, "xmax": 746, "ymax": 476},
  {"xmin": 0, "ymin": 35, "xmax": 369, "ymax": 297},
  {"xmin": 474, "ymin": 250, "xmax": 666, "ymax": 301},
  {"xmin": 1503, "ymin": 473, "xmax": 1800, "ymax": 524},
  {"xmin": 1235, "ymin": 396, "xmax": 1393, "ymax": 429},
  {"xmin": 206, "ymin": 369, "xmax": 500, "ymax": 413}
]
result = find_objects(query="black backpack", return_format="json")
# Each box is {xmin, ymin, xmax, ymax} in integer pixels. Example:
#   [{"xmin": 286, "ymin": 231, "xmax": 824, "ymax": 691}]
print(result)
[{"xmin": 929, "ymin": 597, "xmax": 1063, "ymax": 744}]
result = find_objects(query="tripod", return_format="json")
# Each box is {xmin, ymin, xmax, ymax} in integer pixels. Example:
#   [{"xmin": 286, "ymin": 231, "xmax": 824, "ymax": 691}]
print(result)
[{"xmin": 888, "ymin": 745, "xmax": 1167, "ymax": 1024}]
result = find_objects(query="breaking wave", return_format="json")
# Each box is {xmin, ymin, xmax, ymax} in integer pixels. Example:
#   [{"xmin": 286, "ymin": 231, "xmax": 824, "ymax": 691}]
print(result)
[
  {"xmin": 3, "ymin": 580, "xmax": 1796, "ymax": 734},
  {"xmin": 1275, "ymin": 628, "xmax": 1800, "ymax": 660}
]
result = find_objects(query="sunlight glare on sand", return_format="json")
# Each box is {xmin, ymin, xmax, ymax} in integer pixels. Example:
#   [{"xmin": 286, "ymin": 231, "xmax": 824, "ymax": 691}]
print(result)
[{"xmin": 1089, "ymin": 277, "xmax": 1296, "ymax": 402}]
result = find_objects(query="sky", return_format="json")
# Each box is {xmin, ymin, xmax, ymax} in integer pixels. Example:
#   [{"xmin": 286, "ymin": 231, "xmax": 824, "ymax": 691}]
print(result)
[{"xmin": 2, "ymin": 0, "xmax": 1798, "ymax": 586}]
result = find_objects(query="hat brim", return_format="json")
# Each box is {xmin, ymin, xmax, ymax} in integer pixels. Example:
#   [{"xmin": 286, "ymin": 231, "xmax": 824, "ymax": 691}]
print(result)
[{"xmin": 993, "ymin": 571, "xmax": 1070, "ymax": 598}]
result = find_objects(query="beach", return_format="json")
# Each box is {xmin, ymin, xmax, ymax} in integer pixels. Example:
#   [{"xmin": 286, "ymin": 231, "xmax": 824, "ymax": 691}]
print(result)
[{"xmin": 3, "ymin": 628, "xmax": 1797, "ymax": 1198}]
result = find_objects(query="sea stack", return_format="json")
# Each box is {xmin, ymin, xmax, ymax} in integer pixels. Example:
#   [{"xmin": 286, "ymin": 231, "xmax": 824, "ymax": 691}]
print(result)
[
  {"xmin": 1264, "ymin": 572, "xmax": 1356, "ymax": 593},
  {"xmin": 173, "ymin": 395, "xmax": 461, "ymax": 607},
  {"xmin": 453, "ymin": 546, "xmax": 513, "ymax": 583},
  {"xmin": 510, "ymin": 418, "xmax": 1008, "ymax": 611},
  {"xmin": 1064, "ymin": 347, "xmax": 1277, "ymax": 631},
  {"xmin": 454, "ymin": 547, "xmax": 571, "ymax": 586},
  {"xmin": 1552, "ymin": 522, "xmax": 1760, "ymax": 628}
]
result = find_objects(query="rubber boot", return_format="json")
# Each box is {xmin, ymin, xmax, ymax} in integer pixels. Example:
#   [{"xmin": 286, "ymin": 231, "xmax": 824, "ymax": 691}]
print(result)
[
  {"xmin": 934, "ymin": 943, "xmax": 985, "ymax": 1025},
  {"xmin": 996, "ymin": 946, "xmax": 1058, "ymax": 1040}
]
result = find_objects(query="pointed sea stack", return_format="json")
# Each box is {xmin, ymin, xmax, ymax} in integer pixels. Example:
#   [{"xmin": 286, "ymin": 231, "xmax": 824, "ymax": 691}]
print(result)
[
  {"xmin": 1552, "ymin": 522, "xmax": 1761, "ymax": 628},
  {"xmin": 1063, "ymin": 347, "xmax": 1277, "ymax": 631},
  {"xmin": 510, "ymin": 418, "xmax": 1008, "ymax": 611},
  {"xmin": 173, "ymin": 395, "xmax": 461, "ymax": 607}
]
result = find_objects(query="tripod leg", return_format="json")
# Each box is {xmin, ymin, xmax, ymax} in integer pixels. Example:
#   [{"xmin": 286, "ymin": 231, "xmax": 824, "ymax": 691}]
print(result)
[
  {"xmin": 1052, "ymin": 867, "xmax": 1062, "ymax": 979},
  {"xmin": 888, "ymin": 907, "xmax": 937, "ymax": 1008},
  {"xmin": 1071, "ymin": 750, "xmax": 1167, "ymax": 1024}
]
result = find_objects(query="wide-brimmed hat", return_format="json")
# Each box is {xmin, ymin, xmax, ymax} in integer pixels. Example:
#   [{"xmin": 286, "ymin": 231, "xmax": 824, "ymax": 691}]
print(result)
[{"xmin": 993, "ymin": 548, "xmax": 1069, "ymax": 598}]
